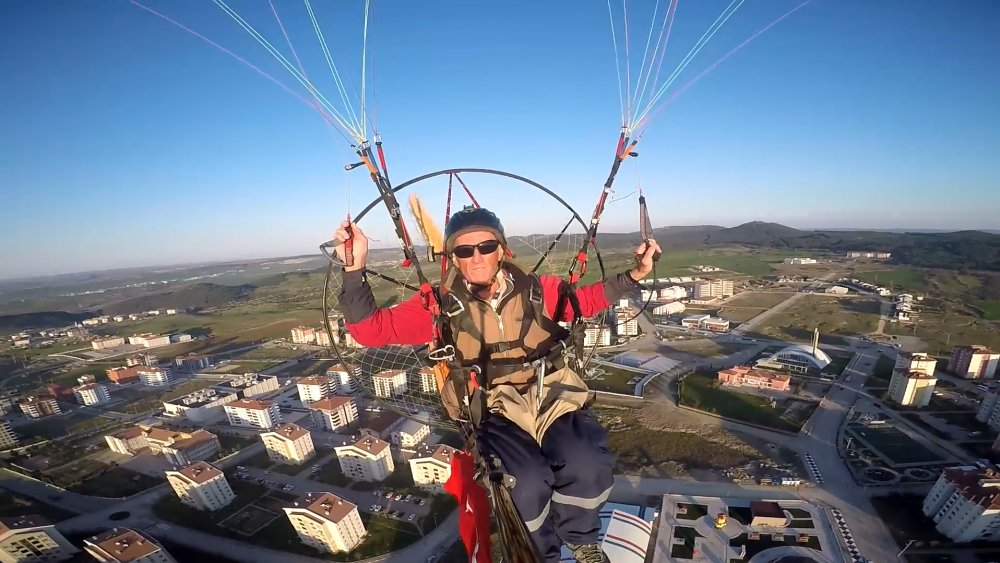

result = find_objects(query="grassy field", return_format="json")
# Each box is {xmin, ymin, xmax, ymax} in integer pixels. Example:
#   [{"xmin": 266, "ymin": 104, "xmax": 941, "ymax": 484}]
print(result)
[
  {"xmin": 855, "ymin": 268, "xmax": 927, "ymax": 292},
  {"xmin": 752, "ymin": 295, "xmax": 881, "ymax": 341},
  {"xmin": 679, "ymin": 372, "xmax": 803, "ymax": 433},
  {"xmin": 848, "ymin": 424, "xmax": 945, "ymax": 465},
  {"xmin": 585, "ymin": 364, "xmax": 644, "ymax": 394},
  {"xmin": 718, "ymin": 292, "xmax": 796, "ymax": 324},
  {"xmin": 886, "ymin": 304, "xmax": 1000, "ymax": 354},
  {"xmin": 607, "ymin": 425, "xmax": 752, "ymax": 474}
]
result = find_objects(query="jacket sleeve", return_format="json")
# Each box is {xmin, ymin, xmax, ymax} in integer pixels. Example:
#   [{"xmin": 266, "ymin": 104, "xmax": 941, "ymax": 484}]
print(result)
[
  {"xmin": 538, "ymin": 271, "xmax": 639, "ymax": 321},
  {"xmin": 339, "ymin": 269, "xmax": 434, "ymax": 347}
]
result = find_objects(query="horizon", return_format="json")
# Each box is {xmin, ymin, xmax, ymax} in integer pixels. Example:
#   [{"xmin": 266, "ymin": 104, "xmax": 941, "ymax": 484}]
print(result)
[
  {"xmin": 2, "ymin": 1, "xmax": 998, "ymax": 278},
  {"xmin": 2, "ymin": 220, "xmax": 997, "ymax": 283}
]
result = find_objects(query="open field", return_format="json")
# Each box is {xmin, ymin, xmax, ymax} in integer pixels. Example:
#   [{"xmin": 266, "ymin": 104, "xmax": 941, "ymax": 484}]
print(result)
[
  {"xmin": 585, "ymin": 364, "xmax": 646, "ymax": 395},
  {"xmin": 886, "ymin": 301, "xmax": 1000, "ymax": 354},
  {"xmin": 659, "ymin": 339, "xmax": 751, "ymax": 359},
  {"xmin": 679, "ymin": 372, "xmax": 807, "ymax": 433},
  {"xmin": 847, "ymin": 424, "xmax": 945, "ymax": 465},
  {"xmin": 752, "ymin": 295, "xmax": 881, "ymax": 341},
  {"xmin": 718, "ymin": 291, "xmax": 796, "ymax": 323}
]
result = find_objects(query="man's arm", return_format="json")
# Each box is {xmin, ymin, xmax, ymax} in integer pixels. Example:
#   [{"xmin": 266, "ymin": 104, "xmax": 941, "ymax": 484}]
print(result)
[
  {"xmin": 538, "ymin": 272, "xmax": 638, "ymax": 321},
  {"xmin": 339, "ymin": 269, "xmax": 434, "ymax": 347}
]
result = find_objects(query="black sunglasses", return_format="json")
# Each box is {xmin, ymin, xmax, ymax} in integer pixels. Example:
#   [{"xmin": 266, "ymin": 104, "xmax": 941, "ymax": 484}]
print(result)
[{"xmin": 452, "ymin": 240, "xmax": 501, "ymax": 259}]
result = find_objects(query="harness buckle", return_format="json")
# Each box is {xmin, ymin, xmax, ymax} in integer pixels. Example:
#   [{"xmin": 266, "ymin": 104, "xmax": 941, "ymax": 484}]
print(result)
[
  {"xmin": 428, "ymin": 344, "xmax": 456, "ymax": 362},
  {"xmin": 443, "ymin": 294, "xmax": 466, "ymax": 318}
]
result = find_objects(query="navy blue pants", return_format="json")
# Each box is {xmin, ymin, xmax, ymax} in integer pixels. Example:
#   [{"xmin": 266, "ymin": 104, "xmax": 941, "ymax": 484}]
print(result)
[{"xmin": 478, "ymin": 411, "xmax": 616, "ymax": 562}]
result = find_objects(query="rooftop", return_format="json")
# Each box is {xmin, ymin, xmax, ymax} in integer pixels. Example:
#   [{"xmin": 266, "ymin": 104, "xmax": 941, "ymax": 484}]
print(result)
[
  {"xmin": 309, "ymin": 396, "xmax": 355, "ymax": 411},
  {"xmin": 19, "ymin": 395, "xmax": 55, "ymax": 405},
  {"xmin": 339, "ymin": 435, "xmax": 389, "ymax": 457},
  {"xmin": 173, "ymin": 461, "xmax": 223, "ymax": 485},
  {"xmin": 944, "ymin": 466, "xmax": 1000, "ymax": 510},
  {"xmin": 414, "ymin": 443, "xmax": 457, "ymax": 466},
  {"xmin": 298, "ymin": 375, "xmax": 333, "ymax": 387},
  {"xmin": 227, "ymin": 398, "xmax": 273, "ymax": 410},
  {"xmin": 170, "ymin": 429, "xmax": 219, "ymax": 452},
  {"xmin": 0, "ymin": 515, "xmax": 50, "ymax": 534},
  {"xmin": 86, "ymin": 528, "xmax": 161, "ymax": 562},
  {"xmin": 372, "ymin": 370, "xmax": 403, "ymax": 380},
  {"xmin": 266, "ymin": 423, "xmax": 310, "ymax": 442},
  {"xmin": 325, "ymin": 364, "xmax": 348, "ymax": 373},
  {"xmin": 361, "ymin": 411, "xmax": 403, "ymax": 434},
  {"xmin": 292, "ymin": 492, "xmax": 356, "ymax": 524}
]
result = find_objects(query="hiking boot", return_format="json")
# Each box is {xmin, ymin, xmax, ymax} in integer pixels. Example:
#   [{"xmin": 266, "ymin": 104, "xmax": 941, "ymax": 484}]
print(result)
[{"xmin": 566, "ymin": 542, "xmax": 609, "ymax": 563}]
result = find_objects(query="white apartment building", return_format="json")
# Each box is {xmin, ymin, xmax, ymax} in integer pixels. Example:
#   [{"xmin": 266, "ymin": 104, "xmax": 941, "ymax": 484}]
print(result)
[
  {"xmin": 616, "ymin": 312, "xmax": 639, "ymax": 337},
  {"xmin": 314, "ymin": 330, "xmax": 331, "ymax": 347},
  {"xmin": 327, "ymin": 366, "xmax": 357, "ymax": 394},
  {"xmin": 923, "ymin": 466, "xmax": 1000, "ymax": 542},
  {"xmin": 584, "ymin": 326, "xmax": 612, "ymax": 347},
  {"xmin": 888, "ymin": 370, "xmax": 937, "ymax": 407},
  {"xmin": 0, "ymin": 420, "xmax": 18, "ymax": 449},
  {"xmin": 309, "ymin": 396, "xmax": 358, "ymax": 432},
  {"xmin": 73, "ymin": 382, "xmax": 111, "ymax": 406},
  {"xmin": 652, "ymin": 302, "xmax": 685, "ymax": 316},
  {"xmin": 783, "ymin": 257, "xmax": 817, "ymax": 265},
  {"xmin": 335, "ymin": 436, "xmax": 394, "ymax": 482},
  {"xmin": 262, "ymin": 423, "xmax": 316, "ymax": 465},
  {"xmin": 297, "ymin": 375, "xmax": 334, "ymax": 404},
  {"xmin": 224, "ymin": 399, "xmax": 280, "ymax": 429},
  {"xmin": 19, "ymin": 396, "xmax": 61, "ymax": 419},
  {"xmin": 92, "ymin": 337, "xmax": 125, "ymax": 351},
  {"xmin": 162, "ymin": 389, "xmax": 238, "ymax": 423},
  {"xmin": 372, "ymin": 370, "xmax": 407, "ymax": 398},
  {"xmin": 0, "ymin": 515, "xmax": 78, "ymax": 562},
  {"xmin": 693, "ymin": 279, "xmax": 735, "ymax": 299},
  {"xmin": 658, "ymin": 286, "xmax": 688, "ymax": 301},
  {"xmin": 169, "ymin": 333, "xmax": 192, "ymax": 343},
  {"xmin": 165, "ymin": 461, "xmax": 235, "ymax": 512},
  {"xmin": 284, "ymin": 492, "xmax": 366, "ymax": 554},
  {"xmin": 128, "ymin": 334, "xmax": 171, "ymax": 348},
  {"xmin": 417, "ymin": 367, "xmax": 438, "ymax": 394},
  {"xmin": 138, "ymin": 368, "xmax": 171, "ymax": 387},
  {"xmin": 896, "ymin": 352, "xmax": 938, "ymax": 377},
  {"xmin": 390, "ymin": 419, "xmax": 430, "ymax": 449},
  {"xmin": 290, "ymin": 326, "xmax": 317, "ymax": 344},
  {"xmin": 408, "ymin": 444, "xmax": 458, "ymax": 492},
  {"xmin": 977, "ymin": 392, "xmax": 1000, "ymax": 431},
  {"xmin": 105, "ymin": 426, "xmax": 220, "ymax": 466},
  {"xmin": 216, "ymin": 373, "xmax": 279, "ymax": 399},
  {"xmin": 84, "ymin": 528, "xmax": 177, "ymax": 563}
]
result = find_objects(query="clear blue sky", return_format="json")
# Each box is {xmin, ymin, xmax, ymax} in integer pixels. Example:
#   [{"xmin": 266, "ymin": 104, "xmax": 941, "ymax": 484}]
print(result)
[{"xmin": 1, "ymin": 0, "xmax": 998, "ymax": 279}]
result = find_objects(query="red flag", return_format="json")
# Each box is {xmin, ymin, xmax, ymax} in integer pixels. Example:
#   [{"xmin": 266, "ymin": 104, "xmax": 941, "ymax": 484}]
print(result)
[{"xmin": 444, "ymin": 450, "xmax": 492, "ymax": 563}]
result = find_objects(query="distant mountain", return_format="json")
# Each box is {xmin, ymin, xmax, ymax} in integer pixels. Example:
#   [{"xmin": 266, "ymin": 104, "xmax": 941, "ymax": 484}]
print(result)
[
  {"xmin": 0, "ymin": 311, "xmax": 94, "ymax": 333},
  {"xmin": 98, "ymin": 283, "xmax": 255, "ymax": 315}
]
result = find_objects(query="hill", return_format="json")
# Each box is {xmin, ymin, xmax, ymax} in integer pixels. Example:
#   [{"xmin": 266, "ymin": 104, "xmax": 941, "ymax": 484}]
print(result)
[
  {"xmin": 98, "ymin": 283, "xmax": 255, "ymax": 315},
  {"xmin": 591, "ymin": 221, "xmax": 1000, "ymax": 271},
  {"xmin": 0, "ymin": 311, "xmax": 95, "ymax": 333}
]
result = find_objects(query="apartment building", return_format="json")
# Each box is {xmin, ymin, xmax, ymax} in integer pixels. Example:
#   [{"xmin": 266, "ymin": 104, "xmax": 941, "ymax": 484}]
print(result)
[
  {"xmin": 106, "ymin": 366, "xmax": 141, "ymax": 384},
  {"xmin": 18, "ymin": 396, "xmax": 61, "ymax": 419},
  {"xmin": 327, "ymin": 366, "xmax": 357, "ymax": 394},
  {"xmin": 105, "ymin": 425, "xmax": 220, "ymax": 466},
  {"xmin": 309, "ymin": 396, "xmax": 358, "ymax": 432},
  {"xmin": 652, "ymin": 301, "xmax": 685, "ymax": 316},
  {"xmin": 897, "ymin": 352, "xmax": 938, "ymax": 377},
  {"xmin": 138, "ymin": 368, "xmax": 171, "ymax": 387},
  {"xmin": 408, "ymin": 444, "xmax": 458, "ymax": 492},
  {"xmin": 0, "ymin": 515, "xmax": 77, "ymax": 562},
  {"xmin": 314, "ymin": 330, "xmax": 332, "ymax": 347},
  {"xmin": 125, "ymin": 355, "xmax": 157, "ymax": 368},
  {"xmin": 283, "ymin": 492, "xmax": 366, "ymax": 554},
  {"xmin": 162, "ymin": 389, "xmax": 238, "ymax": 423},
  {"xmin": 290, "ymin": 326, "xmax": 317, "ymax": 344},
  {"xmin": 949, "ymin": 346, "xmax": 1000, "ymax": 379},
  {"xmin": 584, "ymin": 326, "xmax": 612, "ymax": 347},
  {"xmin": 888, "ymin": 369, "xmax": 937, "ymax": 407},
  {"xmin": 224, "ymin": 399, "xmax": 280, "ymax": 429},
  {"xmin": 0, "ymin": 419, "xmax": 18, "ymax": 449},
  {"xmin": 693, "ymin": 279, "xmax": 735, "ymax": 299},
  {"xmin": 390, "ymin": 419, "xmax": 430, "ymax": 449},
  {"xmin": 717, "ymin": 366, "xmax": 791, "ymax": 391},
  {"xmin": 977, "ymin": 392, "xmax": 1000, "ymax": 431},
  {"xmin": 297, "ymin": 375, "xmax": 334, "ymax": 403},
  {"xmin": 216, "ymin": 373, "xmax": 278, "ymax": 399},
  {"xmin": 417, "ymin": 367, "xmax": 438, "ymax": 394},
  {"xmin": 127, "ymin": 334, "xmax": 171, "ymax": 348},
  {"xmin": 72, "ymin": 382, "xmax": 111, "ymax": 405},
  {"xmin": 261, "ymin": 423, "xmax": 316, "ymax": 465},
  {"xmin": 92, "ymin": 337, "xmax": 125, "ymax": 351},
  {"xmin": 173, "ymin": 354, "xmax": 211, "ymax": 372},
  {"xmin": 165, "ymin": 461, "xmax": 235, "ymax": 511},
  {"xmin": 334, "ymin": 436, "xmax": 394, "ymax": 482},
  {"xmin": 923, "ymin": 466, "xmax": 1000, "ymax": 542},
  {"xmin": 84, "ymin": 528, "xmax": 177, "ymax": 563},
  {"xmin": 372, "ymin": 370, "xmax": 407, "ymax": 398}
]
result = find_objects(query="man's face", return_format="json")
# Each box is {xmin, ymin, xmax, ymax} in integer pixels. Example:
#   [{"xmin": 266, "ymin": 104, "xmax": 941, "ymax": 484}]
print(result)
[{"xmin": 451, "ymin": 230, "xmax": 503, "ymax": 286}]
